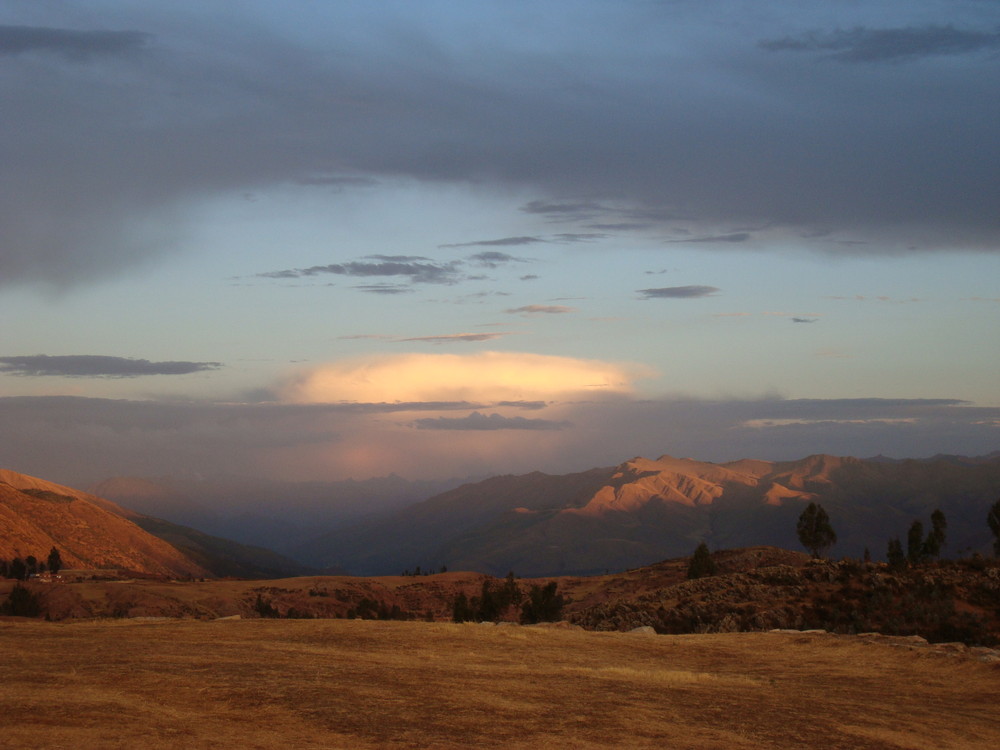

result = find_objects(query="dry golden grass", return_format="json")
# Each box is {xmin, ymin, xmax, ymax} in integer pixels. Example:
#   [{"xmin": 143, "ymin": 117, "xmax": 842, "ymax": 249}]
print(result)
[{"xmin": 1, "ymin": 619, "xmax": 998, "ymax": 749}]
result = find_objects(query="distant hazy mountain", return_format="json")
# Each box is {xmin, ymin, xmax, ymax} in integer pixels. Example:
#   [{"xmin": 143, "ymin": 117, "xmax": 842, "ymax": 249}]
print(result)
[
  {"xmin": 88, "ymin": 474, "xmax": 469, "ymax": 555},
  {"xmin": 298, "ymin": 453, "xmax": 1000, "ymax": 577},
  {"xmin": 1, "ymin": 469, "xmax": 307, "ymax": 578}
]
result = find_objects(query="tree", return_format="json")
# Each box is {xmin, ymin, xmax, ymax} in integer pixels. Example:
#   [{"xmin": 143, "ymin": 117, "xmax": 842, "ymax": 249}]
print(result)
[
  {"xmin": 886, "ymin": 538, "xmax": 906, "ymax": 569},
  {"xmin": 476, "ymin": 579, "xmax": 501, "ymax": 622},
  {"xmin": 1, "ymin": 583, "xmax": 41, "ymax": 617},
  {"xmin": 687, "ymin": 542, "xmax": 716, "ymax": 579},
  {"xmin": 452, "ymin": 592, "xmax": 474, "ymax": 623},
  {"xmin": 499, "ymin": 572, "xmax": 523, "ymax": 609},
  {"xmin": 47, "ymin": 547, "xmax": 63, "ymax": 575},
  {"xmin": 988, "ymin": 498, "xmax": 1000, "ymax": 556},
  {"xmin": 922, "ymin": 510, "xmax": 947, "ymax": 560},
  {"xmin": 907, "ymin": 520, "xmax": 925, "ymax": 565},
  {"xmin": 796, "ymin": 503, "xmax": 837, "ymax": 558},
  {"xmin": 10, "ymin": 557, "xmax": 27, "ymax": 581},
  {"xmin": 520, "ymin": 582, "xmax": 564, "ymax": 624}
]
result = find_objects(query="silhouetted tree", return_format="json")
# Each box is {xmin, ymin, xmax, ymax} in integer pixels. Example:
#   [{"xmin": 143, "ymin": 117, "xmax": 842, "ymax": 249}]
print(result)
[
  {"xmin": 499, "ymin": 572, "xmax": 523, "ymax": 609},
  {"xmin": 907, "ymin": 520, "xmax": 925, "ymax": 564},
  {"xmin": 47, "ymin": 547, "xmax": 63, "ymax": 575},
  {"xmin": 988, "ymin": 498, "xmax": 1000, "ymax": 556},
  {"xmin": 452, "ymin": 592, "xmax": 474, "ymax": 623},
  {"xmin": 922, "ymin": 510, "xmax": 947, "ymax": 560},
  {"xmin": 24, "ymin": 555, "xmax": 38, "ymax": 576},
  {"xmin": 476, "ymin": 579, "xmax": 501, "ymax": 622},
  {"xmin": 796, "ymin": 503, "xmax": 837, "ymax": 558},
  {"xmin": 520, "ymin": 582, "xmax": 564, "ymax": 624},
  {"xmin": 10, "ymin": 557, "xmax": 27, "ymax": 581},
  {"xmin": 1, "ymin": 583, "xmax": 41, "ymax": 617},
  {"xmin": 886, "ymin": 538, "xmax": 906, "ymax": 569},
  {"xmin": 687, "ymin": 542, "xmax": 717, "ymax": 579}
]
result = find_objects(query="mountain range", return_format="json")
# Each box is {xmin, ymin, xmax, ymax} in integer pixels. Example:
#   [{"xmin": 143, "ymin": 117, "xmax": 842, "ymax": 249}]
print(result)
[
  {"xmin": 5, "ymin": 451, "xmax": 1000, "ymax": 580},
  {"xmin": 298, "ymin": 453, "xmax": 1000, "ymax": 576}
]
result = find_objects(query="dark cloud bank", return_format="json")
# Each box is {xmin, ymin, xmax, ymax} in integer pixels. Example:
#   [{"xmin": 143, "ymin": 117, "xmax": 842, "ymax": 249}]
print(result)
[
  {"xmin": 1, "ymin": 394, "xmax": 996, "ymax": 487},
  {"xmin": 2, "ymin": 4, "xmax": 999, "ymax": 287},
  {"xmin": 0, "ymin": 355, "xmax": 221, "ymax": 378}
]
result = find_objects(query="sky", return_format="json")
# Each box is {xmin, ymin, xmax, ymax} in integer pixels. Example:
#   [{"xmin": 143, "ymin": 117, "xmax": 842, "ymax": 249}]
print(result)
[{"xmin": 1, "ymin": 0, "xmax": 998, "ymax": 487}]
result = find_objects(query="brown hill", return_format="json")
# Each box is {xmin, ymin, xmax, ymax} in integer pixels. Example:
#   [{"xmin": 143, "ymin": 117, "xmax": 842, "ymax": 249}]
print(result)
[
  {"xmin": 300, "ymin": 453, "xmax": 1000, "ymax": 576},
  {"xmin": 0, "ymin": 469, "xmax": 209, "ymax": 577}
]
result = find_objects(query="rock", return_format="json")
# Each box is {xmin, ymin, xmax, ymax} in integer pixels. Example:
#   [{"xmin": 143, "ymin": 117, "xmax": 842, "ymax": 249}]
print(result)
[{"xmin": 629, "ymin": 626, "xmax": 656, "ymax": 635}]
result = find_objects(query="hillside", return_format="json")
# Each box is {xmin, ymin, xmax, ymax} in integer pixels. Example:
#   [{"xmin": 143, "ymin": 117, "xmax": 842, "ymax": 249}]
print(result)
[
  {"xmin": 9, "ymin": 545, "xmax": 999, "ymax": 648},
  {"xmin": 88, "ymin": 473, "xmax": 466, "ymax": 553},
  {"xmin": 0, "ymin": 470, "xmax": 208, "ymax": 577},
  {"xmin": 1, "ymin": 469, "xmax": 307, "ymax": 579},
  {"xmin": 298, "ymin": 453, "xmax": 1000, "ymax": 576}
]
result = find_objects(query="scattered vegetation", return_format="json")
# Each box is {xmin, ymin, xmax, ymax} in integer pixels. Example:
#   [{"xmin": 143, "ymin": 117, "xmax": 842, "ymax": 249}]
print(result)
[
  {"xmin": 0, "ymin": 547, "xmax": 63, "ymax": 581},
  {"xmin": 452, "ymin": 572, "xmax": 526, "ymax": 623}
]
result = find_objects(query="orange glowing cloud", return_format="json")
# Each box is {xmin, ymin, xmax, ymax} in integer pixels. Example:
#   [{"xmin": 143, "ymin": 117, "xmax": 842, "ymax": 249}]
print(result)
[{"xmin": 281, "ymin": 351, "xmax": 654, "ymax": 404}]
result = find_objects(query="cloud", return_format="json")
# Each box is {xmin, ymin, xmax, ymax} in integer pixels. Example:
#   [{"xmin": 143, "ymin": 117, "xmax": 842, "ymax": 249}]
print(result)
[
  {"xmin": 519, "ymin": 200, "xmax": 607, "ymax": 220},
  {"xmin": 665, "ymin": 232, "xmax": 751, "ymax": 244},
  {"xmin": 638, "ymin": 286, "xmax": 720, "ymax": 300},
  {"xmin": 395, "ymin": 332, "xmax": 514, "ymax": 344},
  {"xmin": 413, "ymin": 411, "xmax": 569, "ymax": 431},
  {"xmin": 2, "ymin": 394, "xmax": 997, "ymax": 487},
  {"xmin": 0, "ymin": 25, "xmax": 150, "ymax": 61},
  {"xmin": 353, "ymin": 284, "xmax": 414, "ymax": 295},
  {"xmin": 294, "ymin": 173, "xmax": 377, "ymax": 188},
  {"xmin": 280, "ymin": 352, "xmax": 653, "ymax": 404},
  {"xmin": 258, "ymin": 259, "xmax": 460, "ymax": 285},
  {"xmin": 497, "ymin": 400, "xmax": 548, "ymax": 411},
  {"xmin": 760, "ymin": 25, "xmax": 1000, "ymax": 63},
  {"xmin": 791, "ymin": 317, "xmax": 819, "ymax": 324},
  {"xmin": 441, "ymin": 237, "xmax": 545, "ymax": 248},
  {"xmin": 0, "ymin": 355, "xmax": 221, "ymax": 378},
  {"xmin": 505, "ymin": 305, "xmax": 576, "ymax": 315},
  {"xmin": 587, "ymin": 223, "xmax": 652, "ymax": 231},
  {"xmin": 553, "ymin": 233, "xmax": 606, "ymax": 242},
  {"xmin": 467, "ymin": 251, "xmax": 529, "ymax": 268},
  {"xmin": 3, "ymin": 5, "xmax": 1000, "ymax": 289}
]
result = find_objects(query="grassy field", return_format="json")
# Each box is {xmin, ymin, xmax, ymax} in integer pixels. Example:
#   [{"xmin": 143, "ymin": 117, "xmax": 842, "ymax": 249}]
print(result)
[{"xmin": 1, "ymin": 619, "xmax": 998, "ymax": 749}]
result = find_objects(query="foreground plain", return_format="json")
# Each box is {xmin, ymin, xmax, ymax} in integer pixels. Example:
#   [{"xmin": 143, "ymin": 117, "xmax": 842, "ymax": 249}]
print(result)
[{"xmin": 1, "ymin": 619, "xmax": 998, "ymax": 749}]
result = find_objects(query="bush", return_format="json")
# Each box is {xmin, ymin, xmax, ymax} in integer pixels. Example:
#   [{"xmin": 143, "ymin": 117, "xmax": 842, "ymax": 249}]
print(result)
[
  {"xmin": 2, "ymin": 583, "xmax": 42, "ymax": 617},
  {"xmin": 520, "ymin": 582, "xmax": 564, "ymax": 624},
  {"xmin": 687, "ymin": 542, "xmax": 717, "ymax": 579}
]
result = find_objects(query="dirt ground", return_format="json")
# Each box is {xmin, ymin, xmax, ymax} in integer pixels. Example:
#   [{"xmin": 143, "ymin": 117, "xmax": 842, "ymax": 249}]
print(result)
[{"xmin": 1, "ymin": 618, "xmax": 998, "ymax": 749}]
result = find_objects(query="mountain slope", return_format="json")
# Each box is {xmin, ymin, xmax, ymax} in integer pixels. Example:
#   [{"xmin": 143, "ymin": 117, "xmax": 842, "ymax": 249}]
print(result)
[
  {"xmin": 88, "ymin": 473, "xmax": 466, "ymax": 553},
  {"xmin": 1, "ymin": 469, "xmax": 307, "ymax": 579},
  {"xmin": 298, "ymin": 453, "xmax": 1000, "ymax": 577},
  {"xmin": 0, "ymin": 470, "xmax": 209, "ymax": 577}
]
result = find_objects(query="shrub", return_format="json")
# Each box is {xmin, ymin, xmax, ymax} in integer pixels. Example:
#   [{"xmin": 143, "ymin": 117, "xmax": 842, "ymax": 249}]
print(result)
[{"xmin": 687, "ymin": 542, "xmax": 717, "ymax": 579}]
